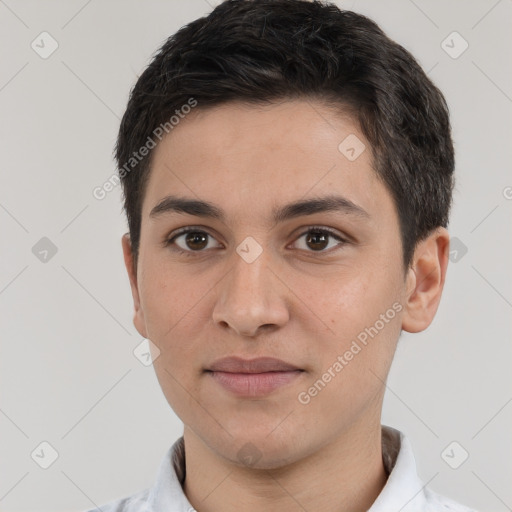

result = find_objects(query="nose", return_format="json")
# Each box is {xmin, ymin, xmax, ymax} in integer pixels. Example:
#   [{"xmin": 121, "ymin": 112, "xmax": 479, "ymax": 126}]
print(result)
[{"xmin": 212, "ymin": 248, "xmax": 290, "ymax": 337}]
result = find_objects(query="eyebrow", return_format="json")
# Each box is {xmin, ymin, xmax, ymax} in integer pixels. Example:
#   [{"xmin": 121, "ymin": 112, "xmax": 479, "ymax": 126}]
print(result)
[{"xmin": 149, "ymin": 194, "xmax": 370, "ymax": 224}]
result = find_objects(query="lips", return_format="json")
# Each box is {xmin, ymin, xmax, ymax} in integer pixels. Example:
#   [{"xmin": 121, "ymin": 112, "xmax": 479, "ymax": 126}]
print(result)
[
  {"xmin": 205, "ymin": 356, "xmax": 304, "ymax": 397},
  {"xmin": 206, "ymin": 356, "xmax": 302, "ymax": 373}
]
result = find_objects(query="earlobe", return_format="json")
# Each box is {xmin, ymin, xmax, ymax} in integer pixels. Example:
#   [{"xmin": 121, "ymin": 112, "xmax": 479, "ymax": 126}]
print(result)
[
  {"xmin": 401, "ymin": 227, "xmax": 450, "ymax": 333},
  {"xmin": 121, "ymin": 233, "xmax": 147, "ymax": 338}
]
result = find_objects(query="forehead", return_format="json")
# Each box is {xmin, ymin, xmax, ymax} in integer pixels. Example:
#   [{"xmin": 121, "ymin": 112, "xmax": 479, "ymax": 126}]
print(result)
[{"xmin": 142, "ymin": 99, "xmax": 390, "ymax": 227}]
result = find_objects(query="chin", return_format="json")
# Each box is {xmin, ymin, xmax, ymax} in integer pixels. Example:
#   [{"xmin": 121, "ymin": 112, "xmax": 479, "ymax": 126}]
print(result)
[{"xmin": 209, "ymin": 427, "xmax": 305, "ymax": 470}]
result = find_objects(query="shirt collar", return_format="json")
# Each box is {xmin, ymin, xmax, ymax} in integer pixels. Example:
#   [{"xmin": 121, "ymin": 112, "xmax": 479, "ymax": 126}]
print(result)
[
  {"xmin": 145, "ymin": 425, "xmax": 433, "ymax": 511},
  {"xmin": 371, "ymin": 426, "xmax": 431, "ymax": 511}
]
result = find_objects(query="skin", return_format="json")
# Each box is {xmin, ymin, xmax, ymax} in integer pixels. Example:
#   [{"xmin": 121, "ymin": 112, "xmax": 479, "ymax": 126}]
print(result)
[{"xmin": 122, "ymin": 99, "xmax": 449, "ymax": 512}]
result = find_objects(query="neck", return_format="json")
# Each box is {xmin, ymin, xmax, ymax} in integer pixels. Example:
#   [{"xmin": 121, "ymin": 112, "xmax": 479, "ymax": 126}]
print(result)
[{"xmin": 182, "ymin": 418, "xmax": 388, "ymax": 512}]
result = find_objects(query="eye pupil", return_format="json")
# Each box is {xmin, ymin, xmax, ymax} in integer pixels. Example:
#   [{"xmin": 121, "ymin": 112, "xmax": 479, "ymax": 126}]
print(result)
[
  {"xmin": 186, "ymin": 232, "xmax": 208, "ymax": 250},
  {"xmin": 171, "ymin": 227, "xmax": 341, "ymax": 255},
  {"xmin": 306, "ymin": 231, "xmax": 329, "ymax": 251}
]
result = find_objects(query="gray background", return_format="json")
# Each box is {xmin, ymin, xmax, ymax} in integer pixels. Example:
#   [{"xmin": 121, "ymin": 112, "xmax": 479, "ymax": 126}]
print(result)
[{"xmin": 1, "ymin": 1, "xmax": 511, "ymax": 511}]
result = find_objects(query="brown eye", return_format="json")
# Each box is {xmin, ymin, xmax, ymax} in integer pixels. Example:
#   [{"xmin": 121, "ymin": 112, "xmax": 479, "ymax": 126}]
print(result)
[
  {"xmin": 167, "ymin": 228, "xmax": 222, "ymax": 253},
  {"xmin": 184, "ymin": 231, "xmax": 209, "ymax": 250},
  {"xmin": 305, "ymin": 230, "xmax": 330, "ymax": 251},
  {"xmin": 293, "ymin": 227, "xmax": 346, "ymax": 253}
]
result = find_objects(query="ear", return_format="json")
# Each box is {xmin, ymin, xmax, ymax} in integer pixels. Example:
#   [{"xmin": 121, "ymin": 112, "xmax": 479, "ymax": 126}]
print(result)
[
  {"xmin": 121, "ymin": 233, "xmax": 148, "ymax": 338},
  {"xmin": 401, "ymin": 227, "xmax": 450, "ymax": 333}
]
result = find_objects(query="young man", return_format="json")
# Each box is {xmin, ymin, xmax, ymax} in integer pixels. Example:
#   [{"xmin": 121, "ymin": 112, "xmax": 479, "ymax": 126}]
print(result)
[{"xmin": 90, "ymin": 1, "xmax": 476, "ymax": 510}]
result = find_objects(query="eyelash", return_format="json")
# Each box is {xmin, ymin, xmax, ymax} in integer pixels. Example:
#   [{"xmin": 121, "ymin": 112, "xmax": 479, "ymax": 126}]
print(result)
[{"xmin": 164, "ymin": 225, "xmax": 348, "ymax": 257}]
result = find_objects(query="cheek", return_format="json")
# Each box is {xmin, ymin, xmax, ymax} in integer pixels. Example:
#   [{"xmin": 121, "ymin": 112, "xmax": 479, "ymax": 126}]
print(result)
[
  {"xmin": 305, "ymin": 272, "xmax": 381, "ymax": 335},
  {"xmin": 303, "ymin": 264, "xmax": 402, "ymax": 372},
  {"xmin": 139, "ymin": 259, "xmax": 221, "ymax": 353},
  {"xmin": 295, "ymin": 302, "xmax": 401, "ymax": 428},
  {"xmin": 138, "ymin": 270, "xmax": 208, "ymax": 398},
  {"xmin": 139, "ymin": 263, "xmax": 202, "ymax": 338},
  {"xmin": 142, "ymin": 267, "xmax": 208, "ymax": 420}
]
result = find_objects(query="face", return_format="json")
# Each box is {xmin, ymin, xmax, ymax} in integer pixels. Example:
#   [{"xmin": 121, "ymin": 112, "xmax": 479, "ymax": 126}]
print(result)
[{"xmin": 122, "ymin": 99, "xmax": 442, "ymax": 469}]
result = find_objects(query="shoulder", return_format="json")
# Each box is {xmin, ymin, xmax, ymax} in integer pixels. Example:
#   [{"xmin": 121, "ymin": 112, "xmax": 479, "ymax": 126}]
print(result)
[
  {"xmin": 83, "ymin": 487, "xmax": 151, "ymax": 512},
  {"xmin": 424, "ymin": 487, "xmax": 479, "ymax": 512},
  {"xmin": 81, "ymin": 438, "xmax": 187, "ymax": 512}
]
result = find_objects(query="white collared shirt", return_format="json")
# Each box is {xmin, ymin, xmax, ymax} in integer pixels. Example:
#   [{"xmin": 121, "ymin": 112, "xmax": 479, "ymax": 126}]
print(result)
[{"xmin": 86, "ymin": 425, "xmax": 477, "ymax": 512}]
